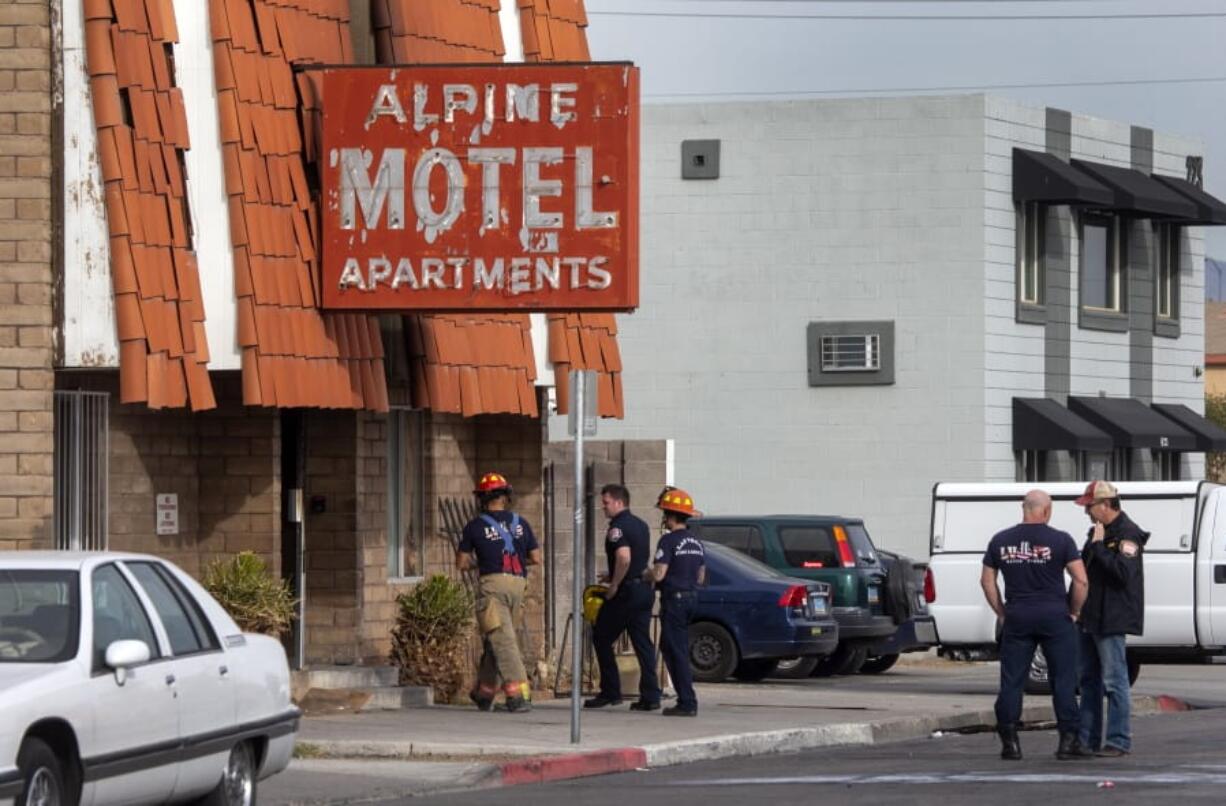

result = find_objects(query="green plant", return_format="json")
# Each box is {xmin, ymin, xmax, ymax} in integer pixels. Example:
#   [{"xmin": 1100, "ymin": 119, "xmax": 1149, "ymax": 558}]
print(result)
[
  {"xmin": 389, "ymin": 574, "xmax": 474, "ymax": 703},
  {"xmin": 203, "ymin": 552, "xmax": 296, "ymax": 637},
  {"xmin": 1208, "ymin": 394, "xmax": 1226, "ymax": 482}
]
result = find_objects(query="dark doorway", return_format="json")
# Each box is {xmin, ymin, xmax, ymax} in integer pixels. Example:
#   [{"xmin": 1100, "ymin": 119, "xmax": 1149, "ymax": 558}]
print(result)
[{"xmin": 281, "ymin": 411, "xmax": 305, "ymax": 669}]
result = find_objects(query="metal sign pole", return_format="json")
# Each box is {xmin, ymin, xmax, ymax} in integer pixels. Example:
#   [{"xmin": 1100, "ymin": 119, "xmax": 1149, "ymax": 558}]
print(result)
[{"xmin": 570, "ymin": 370, "xmax": 586, "ymax": 744}]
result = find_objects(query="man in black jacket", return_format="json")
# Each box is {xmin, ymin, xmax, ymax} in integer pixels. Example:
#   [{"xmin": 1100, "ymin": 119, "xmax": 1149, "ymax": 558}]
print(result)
[{"xmin": 1074, "ymin": 480, "xmax": 1147, "ymax": 757}]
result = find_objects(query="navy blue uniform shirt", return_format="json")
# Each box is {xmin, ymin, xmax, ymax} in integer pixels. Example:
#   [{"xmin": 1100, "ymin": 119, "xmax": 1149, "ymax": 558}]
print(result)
[
  {"xmin": 605, "ymin": 510, "xmax": 651, "ymax": 581},
  {"xmin": 655, "ymin": 528, "xmax": 705, "ymax": 595},
  {"xmin": 459, "ymin": 510, "xmax": 539, "ymax": 577},
  {"xmin": 983, "ymin": 523, "xmax": 1078, "ymax": 618}
]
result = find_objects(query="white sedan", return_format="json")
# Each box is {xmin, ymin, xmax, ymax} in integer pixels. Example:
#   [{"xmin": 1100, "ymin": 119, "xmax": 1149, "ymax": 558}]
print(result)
[{"xmin": 0, "ymin": 553, "xmax": 298, "ymax": 806}]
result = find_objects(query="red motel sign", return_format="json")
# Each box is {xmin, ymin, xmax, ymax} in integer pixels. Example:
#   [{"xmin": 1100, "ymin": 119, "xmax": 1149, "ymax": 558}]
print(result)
[{"xmin": 320, "ymin": 64, "xmax": 640, "ymax": 312}]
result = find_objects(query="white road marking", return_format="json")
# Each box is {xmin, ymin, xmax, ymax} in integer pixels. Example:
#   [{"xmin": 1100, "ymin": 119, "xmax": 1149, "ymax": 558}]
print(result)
[{"xmin": 671, "ymin": 772, "xmax": 1226, "ymax": 786}]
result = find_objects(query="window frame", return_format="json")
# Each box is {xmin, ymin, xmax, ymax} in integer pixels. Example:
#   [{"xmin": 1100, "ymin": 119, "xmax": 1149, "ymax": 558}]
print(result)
[
  {"xmin": 126, "ymin": 561, "xmax": 221, "ymax": 658},
  {"xmin": 1016, "ymin": 201, "xmax": 1047, "ymax": 323},
  {"xmin": 1078, "ymin": 212, "xmax": 1130, "ymax": 332},
  {"xmin": 387, "ymin": 407, "xmax": 426, "ymax": 581},
  {"xmin": 1154, "ymin": 222, "xmax": 1181, "ymax": 338},
  {"xmin": 90, "ymin": 563, "xmax": 162, "ymax": 675},
  {"xmin": 807, "ymin": 321, "xmax": 895, "ymax": 387}
]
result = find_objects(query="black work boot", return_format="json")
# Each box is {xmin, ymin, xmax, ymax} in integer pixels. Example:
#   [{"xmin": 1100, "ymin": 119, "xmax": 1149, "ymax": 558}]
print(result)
[
  {"xmin": 469, "ymin": 690, "xmax": 493, "ymax": 712},
  {"xmin": 998, "ymin": 725, "xmax": 1022, "ymax": 760},
  {"xmin": 503, "ymin": 695, "xmax": 533, "ymax": 713},
  {"xmin": 1056, "ymin": 732, "xmax": 1089, "ymax": 760}
]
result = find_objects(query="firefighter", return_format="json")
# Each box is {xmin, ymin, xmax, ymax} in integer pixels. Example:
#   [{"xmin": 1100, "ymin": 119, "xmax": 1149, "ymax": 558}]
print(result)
[
  {"xmin": 646, "ymin": 486, "xmax": 705, "ymax": 717},
  {"xmin": 585, "ymin": 484, "xmax": 662, "ymax": 711},
  {"xmin": 457, "ymin": 472, "xmax": 541, "ymax": 713}
]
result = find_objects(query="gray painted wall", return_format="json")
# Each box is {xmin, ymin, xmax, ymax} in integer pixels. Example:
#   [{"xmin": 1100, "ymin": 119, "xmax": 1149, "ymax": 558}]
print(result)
[{"xmin": 551, "ymin": 95, "xmax": 989, "ymax": 559}]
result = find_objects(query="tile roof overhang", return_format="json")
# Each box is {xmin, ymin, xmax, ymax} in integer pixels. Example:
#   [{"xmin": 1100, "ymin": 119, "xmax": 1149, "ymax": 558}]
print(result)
[
  {"xmin": 210, "ymin": 0, "xmax": 388, "ymax": 411},
  {"xmin": 83, "ymin": 0, "xmax": 216, "ymax": 411}
]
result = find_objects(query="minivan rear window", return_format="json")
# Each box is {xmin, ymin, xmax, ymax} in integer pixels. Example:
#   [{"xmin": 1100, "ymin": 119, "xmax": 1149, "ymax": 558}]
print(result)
[{"xmin": 777, "ymin": 526, "xmax": 839, "ymax": 569}]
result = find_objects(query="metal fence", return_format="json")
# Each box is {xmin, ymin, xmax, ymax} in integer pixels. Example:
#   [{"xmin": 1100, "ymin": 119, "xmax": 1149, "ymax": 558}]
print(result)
[{"xmin": 53, "ymin": 390, "xmax": 109, "ymax": 551}]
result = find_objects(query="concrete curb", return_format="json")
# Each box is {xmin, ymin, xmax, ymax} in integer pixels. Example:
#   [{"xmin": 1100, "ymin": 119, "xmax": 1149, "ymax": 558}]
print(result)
[{"xmin": 299, "ymin": 694, "xmax": 1178, "ymax": 786}]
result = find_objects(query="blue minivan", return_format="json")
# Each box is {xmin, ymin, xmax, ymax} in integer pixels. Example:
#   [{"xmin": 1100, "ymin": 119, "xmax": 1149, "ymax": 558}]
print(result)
[{"xmin": 688, "ymin": 542, "xmax": 839, "ymax": 682}]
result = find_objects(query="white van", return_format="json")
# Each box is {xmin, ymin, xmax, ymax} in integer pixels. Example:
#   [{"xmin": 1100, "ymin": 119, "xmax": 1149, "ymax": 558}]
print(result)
[{"xmin": 928, "ymin": 481, "xmax": 1226, "ymax": 684}]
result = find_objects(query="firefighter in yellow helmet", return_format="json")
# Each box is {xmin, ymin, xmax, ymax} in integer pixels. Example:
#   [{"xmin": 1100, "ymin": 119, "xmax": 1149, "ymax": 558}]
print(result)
[
  {"xmin": 456, "ymin": 472, "xmax": 541, "ymax": 713},
  {"xmin": 645, "ymin": 486, "xmax": 705, "ymax": 716}
]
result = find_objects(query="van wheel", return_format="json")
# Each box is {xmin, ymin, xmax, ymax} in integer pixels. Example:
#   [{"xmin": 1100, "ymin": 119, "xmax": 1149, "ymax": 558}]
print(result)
[
  {"xmin": 732, "ymin": 658, "xmax": 779, "ymax": 682},
  {"xmin": 769, "ymin": 656, "xmax": 820, "ymax": 679},
  {"xmin": 813, "ymin": 643, "xmax": 869, "ymax": 676},
  {"xmin": 859, "ymin": 653, "xmax": 900, "ymax": 674},
  {"xmin": 194, "ymin": 742, "xmax": 258, "ymax": 806},
  {"xmin": 17, "ymin": 738, "xmax": 64, "ymax": 806},
  {"xmin": 688, "ymin": 622, "xmax": 739, "ymax": 683}
]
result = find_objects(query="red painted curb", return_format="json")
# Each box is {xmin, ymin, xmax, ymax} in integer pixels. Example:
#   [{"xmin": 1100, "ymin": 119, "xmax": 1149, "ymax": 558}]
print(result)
[
  {"xmin": 500, "ymin": 747, "xmax": 648, "ymax": 786},
  {"xmin": 1156, "ymin": 694, "xmax": 1192, "ymax": 712}
]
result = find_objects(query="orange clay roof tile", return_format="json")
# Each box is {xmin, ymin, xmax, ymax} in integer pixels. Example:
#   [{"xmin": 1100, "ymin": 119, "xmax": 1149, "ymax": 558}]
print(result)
[{"xmin": 85, "ymin": 0, "xmax": 215, "ymax": 410}]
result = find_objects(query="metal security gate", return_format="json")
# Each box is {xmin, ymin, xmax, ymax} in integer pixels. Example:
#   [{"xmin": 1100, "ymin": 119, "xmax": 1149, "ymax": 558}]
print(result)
[{"xmin": 53, "ymin": 391, "xmax": 109, "ymax": 551}]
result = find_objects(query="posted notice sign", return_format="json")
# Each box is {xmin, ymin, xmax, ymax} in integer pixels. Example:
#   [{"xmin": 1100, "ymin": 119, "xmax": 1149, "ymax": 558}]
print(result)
[{"xmin": 320, "ymin": 63, "xmax": 640, "ymax": 312}]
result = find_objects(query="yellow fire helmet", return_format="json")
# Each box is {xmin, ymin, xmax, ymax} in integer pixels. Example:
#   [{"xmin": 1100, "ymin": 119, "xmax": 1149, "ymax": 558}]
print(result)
[{"xmin": 582, "ymin": 584, "xmax": 609, "ymax": 625}]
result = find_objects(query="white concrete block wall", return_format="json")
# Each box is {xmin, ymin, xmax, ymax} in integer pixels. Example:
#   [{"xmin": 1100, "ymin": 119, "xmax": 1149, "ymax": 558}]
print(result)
[
  {"xmin": 1154, "ymin": 131, "xmax": 1208, "ymax": 479},
  {"xmin": 555, "ymin": 95, "xmax": 988, "ymax": 559},
  {"xmin": 983, "ymin": 97, "xmax": 1047, "ymax": 480}
]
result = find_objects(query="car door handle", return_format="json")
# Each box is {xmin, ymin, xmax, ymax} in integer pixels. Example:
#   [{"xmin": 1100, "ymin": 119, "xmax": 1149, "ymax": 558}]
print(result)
[
  {"xmin": 219, "ymin": 665, "xmax": 229, "ymax": 677},
  {"xmin": 165, "ymin": 674, "xmax": 176, "ymax": 686},
  {"xmin": 1215, "ymin": 565, "xmax": 1226, "ymax": 584}
]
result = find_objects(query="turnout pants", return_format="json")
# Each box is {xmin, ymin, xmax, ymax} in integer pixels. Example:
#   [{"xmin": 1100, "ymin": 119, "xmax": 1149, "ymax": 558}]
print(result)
[
  {"xmin": 592, "ymin": 581, "xmax": 661, "ymax": 703},
  {"xmin": 474, "ymin": 574, "xmax": 529, "ymax": 698},
  {"xmin": 995, "ymin": 610, "xmax": 1079, "ymax": 734},
  {"xmin": 659, "ymin": 592, "xmax": 698, "ymax": 712}
]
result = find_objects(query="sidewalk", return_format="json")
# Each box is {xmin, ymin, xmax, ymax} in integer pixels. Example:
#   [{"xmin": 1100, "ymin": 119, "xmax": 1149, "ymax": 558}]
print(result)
[{"xmin": 266, "ymin": 660, "xmax": 1193, "ymax": 804}]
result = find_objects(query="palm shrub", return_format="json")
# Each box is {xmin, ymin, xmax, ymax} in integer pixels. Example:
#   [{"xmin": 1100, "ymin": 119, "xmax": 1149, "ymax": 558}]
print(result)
[
  {"xmin": 203, "ymin": 552, "xmax": 296, "ymax": 637},
  {"xmin": 390, "ymin": 574, "xmax": 474, "ymax": 703}
]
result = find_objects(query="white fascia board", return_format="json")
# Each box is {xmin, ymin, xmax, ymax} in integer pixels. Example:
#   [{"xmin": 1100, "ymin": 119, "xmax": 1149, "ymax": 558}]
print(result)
[
  {"xmin": 497, "ymin": 1, "xmax": 555, "ymax": 389},
  {"xmin": 61, "ymin": 0, "xmax": 118, "ymax": 368},
  {"xmin": 175, "ymin": 0, "xmax": 240, "ymax": 369}
]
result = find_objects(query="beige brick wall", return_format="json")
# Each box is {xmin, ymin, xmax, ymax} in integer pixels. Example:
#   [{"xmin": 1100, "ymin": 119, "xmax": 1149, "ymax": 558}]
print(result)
[
  {"xmin": 0, "ymin": 0, "xmax": 53, "ymax": 550},
  {"xmin": 60, "ymin": 373, "xmax": 280, "ymax": 578}
]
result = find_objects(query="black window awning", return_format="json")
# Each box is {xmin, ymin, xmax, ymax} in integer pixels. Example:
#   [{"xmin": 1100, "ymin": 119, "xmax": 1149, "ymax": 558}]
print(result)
[
  {"xmin": 1013, "ymin": 397, "xmax": 1113, "ymax": 452},
  {"xmin": 1070, "ymin": 159, "xmax": 1198, "ymax": 219},
  {"xmin": 1013, "ymin": 149, "xmax": 1115, "ymax": 206},
  {"xmin": 1151, "ymin": 175, "xmax": 1226, "ymax": 226},
  {"xmin": 1068, "ymin": 396, "xmax": 1197, "ymax": 450},
  {"xmin": 1151, "ymin": 403, "xmax": 1226, "ymax": 452}
]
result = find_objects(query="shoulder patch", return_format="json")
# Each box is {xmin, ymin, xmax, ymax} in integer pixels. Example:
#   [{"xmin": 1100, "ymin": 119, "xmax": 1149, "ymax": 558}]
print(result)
[
  {"xmin": 1120, "ymin": 540, "xmax": 1140, "ymax": 558},
  {"xmin": 608, "ymin": 527, "xmax": 623, "ymax": 543}
]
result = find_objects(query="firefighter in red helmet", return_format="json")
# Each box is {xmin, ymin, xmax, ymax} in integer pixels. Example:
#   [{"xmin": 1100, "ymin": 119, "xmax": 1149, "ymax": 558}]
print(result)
[
  {"xmin": 646, "ymin": 486, "xmax": 705, "ymax": 717},
  {"xmin": 457, "ymin": 472, "xmax": 541, "ymax": 713}
]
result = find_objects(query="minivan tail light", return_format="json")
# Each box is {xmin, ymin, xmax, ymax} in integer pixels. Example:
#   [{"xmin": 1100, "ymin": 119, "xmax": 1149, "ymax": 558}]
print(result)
[
  {"xmin": 832, "ymin": 526, "xmax": 856, "ymax": 567},
  {"xmin": 924, "ymin": 567, "xmax": 936, "ymax": 603},
  {"xmin": 777, "ymin": 585, "xmax": 808, "ymax": 609}
]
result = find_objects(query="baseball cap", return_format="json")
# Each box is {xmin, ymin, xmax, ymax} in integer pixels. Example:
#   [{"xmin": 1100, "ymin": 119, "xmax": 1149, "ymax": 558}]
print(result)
[{"xmin": 1074, "ymin": 480, "xmax": 1119, "ymax": 506}]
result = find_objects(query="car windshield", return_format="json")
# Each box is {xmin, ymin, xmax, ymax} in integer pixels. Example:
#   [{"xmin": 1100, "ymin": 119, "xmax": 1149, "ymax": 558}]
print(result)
[{"xmin": 0, "ymin": 570, "xmax": 80, "ymax": 663}]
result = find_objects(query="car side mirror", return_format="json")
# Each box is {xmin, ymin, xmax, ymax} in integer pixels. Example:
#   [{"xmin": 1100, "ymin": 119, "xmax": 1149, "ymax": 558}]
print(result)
[{"xmin": 105, "ymin": 640, "xmax": 150, "ymax": 686}]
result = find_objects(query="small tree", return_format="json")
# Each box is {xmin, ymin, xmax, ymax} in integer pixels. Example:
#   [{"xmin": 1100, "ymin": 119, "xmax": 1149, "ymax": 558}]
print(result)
[
  {"xmin": 203, "ymin": 552, "xmax": 296, "ymax": 637},
  {"xmin": 389, "ymin": 575, "xmax": 474, "ymax": 703}
]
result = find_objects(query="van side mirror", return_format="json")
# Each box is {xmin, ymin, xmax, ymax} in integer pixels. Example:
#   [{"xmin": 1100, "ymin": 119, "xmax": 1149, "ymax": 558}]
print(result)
[{"xmin": 105, "ymin": 640, "xmax": 150, "ymax": 686}]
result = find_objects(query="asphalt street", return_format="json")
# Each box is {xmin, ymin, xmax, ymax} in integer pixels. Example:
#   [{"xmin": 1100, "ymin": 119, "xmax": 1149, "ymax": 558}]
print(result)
[{"xmin": 411, "ymin": 707, "xmax": 1226, "ymax": 806}]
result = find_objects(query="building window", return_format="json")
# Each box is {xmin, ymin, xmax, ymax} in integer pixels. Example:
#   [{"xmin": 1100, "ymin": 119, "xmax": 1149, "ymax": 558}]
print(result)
[
  {"xmin": 53, "ymin": 391, "xmax": 108, "ymax": 551},
  {"xmin": 1155, "ymin": 451, "xmax": 1181, "ymax": 481},
  {"xmin": 1017, "ymin": 201, "xmax": 1045, "ymax": 306},
  {"xmin": 1079, "ymin": 214, "xmax": 1129, "ymax": 332},
  {"xmin": 807, "ymin": 321, "xmax": 894, "ymax": 387},
  {"xmin": 1016, "ymin": 450, "xmax": 1048, "ymax": 482},
  {"xmin": 387, "ymin": 408, "xmax": 425, "ymax": 579},
  {"xmin": 1155, "ymin": 223, "xmax": 1181, "ymax": 338}
]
